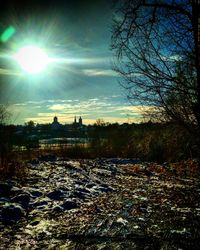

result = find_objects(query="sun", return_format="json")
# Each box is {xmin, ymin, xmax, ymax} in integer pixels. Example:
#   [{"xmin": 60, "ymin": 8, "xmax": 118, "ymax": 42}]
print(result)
[{"xmin": 14, "ymin": 45, "xmax": 49, "ymax": 74}]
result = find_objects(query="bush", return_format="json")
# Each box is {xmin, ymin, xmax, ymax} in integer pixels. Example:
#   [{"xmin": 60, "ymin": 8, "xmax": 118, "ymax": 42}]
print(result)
[{"xmin": 87, "ymin": 122, "xmax": 197, "ymax": 162}]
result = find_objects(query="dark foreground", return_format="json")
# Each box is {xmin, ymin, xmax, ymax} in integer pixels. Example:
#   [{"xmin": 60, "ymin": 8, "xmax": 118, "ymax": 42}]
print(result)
[{"xmin": 0, "ymin": 157, "xmax": 200, "ymax": 249}]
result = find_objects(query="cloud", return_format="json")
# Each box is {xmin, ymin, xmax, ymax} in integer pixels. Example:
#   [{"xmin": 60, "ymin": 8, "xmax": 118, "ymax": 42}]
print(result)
[
  {"xmin": 82, "ymin": 69, "xmax": 119, "ymax": 77},
  {"xmin": 14, "ymin": 103, "xmax": 27, "ymax": 106},
  {"xmin": 10, "ymin": 97, "xmax": 151, "ymax": 125},
  {"xmin": 114, "ymin": 105, "xmax": 158, "ymax": 119},
  {"xmin": 111, "ymin": 95, "xmax": 120, "ymax": 98},
  {"xmin": 37, "ymin": 113, "xmax": 56, "ymax": 117},
  {"xmin": 48, "ymin": 104, "xmax": 66, "ymax": 111},
  {"xmin": 99, "ymin": 116, "xmax": 142, "ymax": 124},
  {"xmin": 161, "ymin": 54, "xmax": 182, "ymax": 62},
  {"xmin": 47, "ymin": 98, "xmax": 114, "ymax": 114},
  {"xmin": 116, "ymin": 105, "xmax": 156, "ymax": 114}
]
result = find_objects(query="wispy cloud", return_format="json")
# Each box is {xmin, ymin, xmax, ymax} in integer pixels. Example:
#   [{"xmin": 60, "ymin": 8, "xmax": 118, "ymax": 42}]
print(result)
[
  {"xmin": 116, "ymin": 105, "xmax": 156, "ymax": 113},
  {"xmin": 10, "ymin": 97, "xmax": 150, "ymax": 125},
  {"xmin": 82, "ymin": 69, "xmax": 119, "ymax": 77},
  {"xmin": 161, "ymin": 54, "xmax": 182, "ymax": 62},
  {"xmin": 48, "ymin": 104, "xmax": 66, "ymax": 111}
]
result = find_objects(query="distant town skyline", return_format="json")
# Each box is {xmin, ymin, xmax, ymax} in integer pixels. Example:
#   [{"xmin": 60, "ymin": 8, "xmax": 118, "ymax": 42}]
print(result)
[{"xmin": 9, "ymin": 96, "xmax": 148, "ymax": 125}]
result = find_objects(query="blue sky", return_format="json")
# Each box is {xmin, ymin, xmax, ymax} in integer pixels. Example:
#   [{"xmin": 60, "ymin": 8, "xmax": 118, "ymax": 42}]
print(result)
[{"xmin": 0, "ymin": 0, "xmax": 149, "ymax": 124}]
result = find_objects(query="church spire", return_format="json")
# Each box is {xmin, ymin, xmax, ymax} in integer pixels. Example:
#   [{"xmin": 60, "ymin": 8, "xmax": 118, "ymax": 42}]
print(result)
[{"xmin": 79, "ymin": 116, "xmax": 82, "ymax": 125}]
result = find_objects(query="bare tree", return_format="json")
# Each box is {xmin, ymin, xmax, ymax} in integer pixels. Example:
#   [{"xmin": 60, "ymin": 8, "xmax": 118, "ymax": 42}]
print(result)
[
  {"xmin": 112, "ymin": 0, "xmax": 200, "ymax": 136},
  {"xmin": 0, "ymin": 105, "xmax": 10, "ymax": 168},
  {"xmin": 0, "ymin": 104, "xmax": 9, "ymax": 125}
]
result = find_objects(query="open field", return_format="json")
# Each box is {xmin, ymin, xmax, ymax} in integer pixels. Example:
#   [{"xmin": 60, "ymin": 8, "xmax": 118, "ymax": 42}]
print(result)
[{"xmin": 0, "ymin": 157, "xmax": 200, "ymax": 249}]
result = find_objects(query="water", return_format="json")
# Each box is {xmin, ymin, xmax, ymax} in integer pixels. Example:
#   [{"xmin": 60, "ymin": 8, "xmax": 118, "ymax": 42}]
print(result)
[{"xmin": 39, "ymin": 137, "xmax": 89, "ymax": 149}]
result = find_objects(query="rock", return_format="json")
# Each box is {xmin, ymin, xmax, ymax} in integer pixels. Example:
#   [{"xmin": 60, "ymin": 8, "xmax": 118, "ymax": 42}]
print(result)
[
  {"xmin": 116, "ymin": 217, "xmax": 128, "ymax": 226},
  {"xmin": 86, "ymin": 183, "xmax": 96, "ymax": 188},
  {"xmin": 31, "ymin": 200, "xmax": 48, "ymax": 208},
  {"xmin": 1, "ymin": 204, "xmax": 25, "ymax": 224},
  {"xmin": 144, "ymin": 168, "xmax": 155, "ymax": 177},
  {"xmin": 93, "ymin": 168, "xmax": 112, "ymax": 177},
  {"xmin": 73, "ymin": 191, "xmax": 87, "ymax": 200},
  {"xmin": 37, "ymin": 205, "xmax": 49, "ymax": 210},
  {"xmin": 81, "ymin": 179, "xmax": 90, "ymax": 184},
  {"xmin": 0, "ymin": 183, "xmax": 12, "ymax": 196},
  {"xmin": 75, "ymin": 180, "xmax": 84, "ymax": 185},
  {"xmin": 98, "ymin": 185, "xmax": 112, "ymax": 193},
  {"xmin": 10, "ymin": 186, "xmax": 22, "ymax": 195},
  {"xmin": 61, "ymin": 200, "xmax": 79, "ymax": 210},
  {"xmin": 105, "ymin": 158, "xmax": 141, "ymax": 165},
  {"xmin": 47, "ymin": 190, "xmax": 64, "ymax": 200},
  {"xmin": 77, "ymin": 187, "xmax": 90, "ymax": 194},
  {"xmin": 100, "ymin": 183, "xmax": 111, "ymax": 189},
  {"xmin": 30, "ymin": 190, "xmax": 43, "ymax": 198},
  {"xmin": 0, "ymin": 197, "xmax": 11, "ymax": 202},
  {"xmin": 52, "ymin": 205, "xmax": 64, "ymax": 213},
  {"xmin": 12, "ymin": 193, "xmax": 30, "ymax": 209},
  {"xmin": 24, "ymin": 177, "xmax": 39, "ymax": 185},
  {"xmin": 29, "ymin": 218, "xmax": 40, "ymax": 226}
]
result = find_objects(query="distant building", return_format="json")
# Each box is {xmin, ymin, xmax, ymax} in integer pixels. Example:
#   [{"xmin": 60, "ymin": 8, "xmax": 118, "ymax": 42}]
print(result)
[
  {"xmin": 51, "ymin": 116, "xmax": 62, "ymax": 130},
  {"xmin": 73, "ymin": 116, "xmax": 83, "ymax": 127},
  {"xmin": 51, "ymin": 115, "xmax": 84, "ymax": 132},
  {"xmin": 73, "ymin": 116, "xmax": 77, "ymax": 125},
  {"xmin": 79, "ymin": 116, "xmax": 82, "ymax": 126}
]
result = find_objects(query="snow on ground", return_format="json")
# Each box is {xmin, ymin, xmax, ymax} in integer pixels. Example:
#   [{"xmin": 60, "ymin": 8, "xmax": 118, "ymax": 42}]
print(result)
[{"xmin": 0, "ymin": 157, "xmax": 200, "ymax": 249}]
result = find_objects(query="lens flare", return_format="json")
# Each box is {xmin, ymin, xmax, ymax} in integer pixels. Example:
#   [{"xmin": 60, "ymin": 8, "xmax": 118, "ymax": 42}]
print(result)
[{"xmin": 0, "ymin": 26, "xmax": 16, "ymax": 43}]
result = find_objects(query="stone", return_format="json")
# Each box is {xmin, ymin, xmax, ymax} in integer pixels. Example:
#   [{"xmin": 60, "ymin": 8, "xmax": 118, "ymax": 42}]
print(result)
[
  {"xmin": 52, "ymin": 205, "xmax": 64, "ymax": 213},
  {"xmin": 1, "ymin": 204, "xmax": 25, "ymax": 224},
  {"xmin": 86, "ymin": 183, "xmax": 96, "ymax": 188},
  {"xmin": 31, "ymin": 200, "xmax": 48, "ymax": 208},
  {"xmin": 37, "ymin": 205, "xmax": 49, "ymax": 210},
  {"xmin": 10, "ymin": 186, "xmax": 22, "ymax": 195},
  {"xmin": 47, "ymin": 190, "xmax": 64, "ymax": 200},
  {"xmin": 0, "ymin": 197, "xmax": 11, "ymax": 202},
  {"xmin": 98, "ymin": 185, "xmax": 112, "ymax": 193},
  {"xmin": 61, "ymin": 200, "xmax": 79, "ymax": 210},
  {"xmin": 73, "ymin": 191, "xmax": 87, "ymax": 200},
  {"xmin": 77, "ymin": 187, "xmax": 90, "ymax": 194},
  {"xmin": 92, "ymin": 168, "xmax": 112, "ymax": 177},
  {"xmin": 106, "ymin": 158, "xmax": 141, "ymax": 165},
  {"xmin": 100, "ymin": 184, "xmax": 110, "ymax": 188},
  {"xmin": 75, "ymin": 180, "xmax": 84, "ymax": 185},
  {"xmin": 30, "ymin": 190, "xmax": 43, "ymax": 198},
  {"xmin": 12, "ymin": 193, "xmax": 30, "ymax": 209},
  {"xmin": 81, "ymin": 179, "xmax": 89, "ymax": 184},
  {"xmin": 29, "ymin": 219, "xmax": 40, "ymax": 226}
]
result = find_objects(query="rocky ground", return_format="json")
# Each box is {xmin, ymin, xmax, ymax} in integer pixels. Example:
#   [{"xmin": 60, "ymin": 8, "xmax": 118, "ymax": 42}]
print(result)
[{"xmin": 0, "ymin": 156, "xmax": 200, "ymax": 249}]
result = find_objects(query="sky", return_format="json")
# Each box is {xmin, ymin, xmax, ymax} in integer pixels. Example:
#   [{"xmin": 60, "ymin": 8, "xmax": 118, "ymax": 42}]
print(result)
[{"xmin": 0, "ymin": 0, "xmax": 146, "ymax": 125}]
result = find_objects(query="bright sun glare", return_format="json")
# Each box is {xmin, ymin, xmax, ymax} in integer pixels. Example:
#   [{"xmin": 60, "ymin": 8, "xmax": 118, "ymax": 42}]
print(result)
[{"xmin": 15, "ymin": 45, "xmax": 49, "ymax": 74}]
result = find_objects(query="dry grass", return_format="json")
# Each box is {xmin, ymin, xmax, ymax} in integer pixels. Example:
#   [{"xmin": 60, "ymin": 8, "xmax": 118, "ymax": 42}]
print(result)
[{"xmin": 0, "ymin": 152, "xmax": 28, "ymax": 180}]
